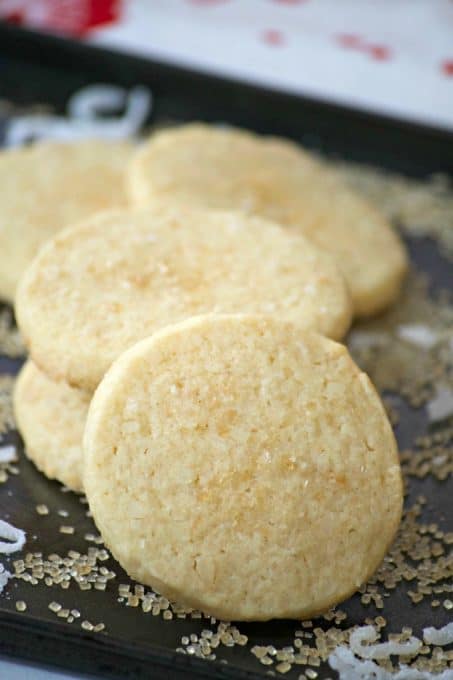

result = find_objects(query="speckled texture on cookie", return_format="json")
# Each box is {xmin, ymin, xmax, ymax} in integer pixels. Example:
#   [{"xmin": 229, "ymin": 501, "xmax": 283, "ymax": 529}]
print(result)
[
  {"xmin": 0, "ymin": 139, "xmax": 132, "ymax": 302},
  {"xmin": 14, "ymin": 361, "xmax": 89, "ymax": 492},
  {"xmin": 16, "ymin": 205, "xmax": 352, "ymax": 392},
  {"xmin": 84, "ymin": 314, "xmax": 403, "ymax": 621},
  {"xmin": 128, "ymin": 124, "xmax": 408, "ymax": 317}
]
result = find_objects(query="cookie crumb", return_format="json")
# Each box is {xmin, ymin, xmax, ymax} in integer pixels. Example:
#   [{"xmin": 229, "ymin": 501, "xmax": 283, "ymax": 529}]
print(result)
[
  {"xmin": 36, "ymin": 504, "xmax": 49, "ymax": 516},
  {"xmin": 59, "ymin": 525, "xmax": 74, "ymax": 535}
]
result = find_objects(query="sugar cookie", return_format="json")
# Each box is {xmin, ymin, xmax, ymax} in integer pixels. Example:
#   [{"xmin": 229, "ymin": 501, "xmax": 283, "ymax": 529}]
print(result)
[
  {"xmin": 128, "ymin": 124, "xmax": 407, "ymax": 317},
  {"xmin": 0, "ymin": 139, "xmax": 132, "ymax": 302},
  {"xmin": 16, "ymin": 205, "xmax": 352, "ymax": 391},
  {"xmin": 84, "ymin": 314, "xmax": 403, "ymax": 621},
  {"xmin": 14, "ymin": 361, "xmax": 88, "ymax": 492}
]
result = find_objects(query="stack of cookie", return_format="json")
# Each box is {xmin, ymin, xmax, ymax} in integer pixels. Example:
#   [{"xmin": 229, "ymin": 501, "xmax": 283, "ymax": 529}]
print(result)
[
  {"xmin": 15, "ymin": 204, "xmax": 352, "ymax": 491},
  {"xmin": 10, "ymin": 125, "xmax": 407, "ymax": 620},
  {"xmin": 0, "ymin": 138, "xmax": 132, "ymax": 491}
]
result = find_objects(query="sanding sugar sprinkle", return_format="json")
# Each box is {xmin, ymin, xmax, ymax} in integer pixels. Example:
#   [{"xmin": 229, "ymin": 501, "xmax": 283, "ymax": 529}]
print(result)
[
  {"xmin": 178, "ymin": 621, "xmax": 247, "ymax": 661},
  {"xmin": 13, "ymin": 546, "xmax": 114, "ymax": 591},
  {"xmin": 79, "ymin": 619, "xmax": 105, "ymax": 632},
  {"xmin": 36, "ymin": 504, "xmax": 49, "ymax": 516},
  {"xmin": 59, "ymin": 525, "xmax": 75, "ymax": 535},
  {"xmin": 400, "ymin": 426, "xmax": 453, "ymax": 482},
  {"xmin": 118, "ymin": 582, "xmax": 199, "ymax": 620},
  {"xmin": 364, "ymin": 498, "xmax": 453, "ymax": 610}
]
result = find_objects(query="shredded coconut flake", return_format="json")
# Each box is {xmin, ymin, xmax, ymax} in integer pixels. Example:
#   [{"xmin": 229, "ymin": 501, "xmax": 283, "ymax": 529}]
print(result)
[
  {"xmin": 396, "ymin": 324, "xmax": 439, "ymax": 349},
  {"xmin": 0, "ymin": 563, "xmax": 11, "ymax": 594},
  {"xmin": 5, "ymin": 84, "xmax": 152, "ymax": 146},
  {"xmin": 348, "ymin": 331, "xmax": 389, "ymax": 350},
  {"xmin": 67, "ymin": 84, "xmax": 129, "ymax": 119},
  {"xmin": 0, "ymin": 519, "xmax": 26, "ymax": 554},
  {"xmin": 349, "ymin": 626, "xmax": 422, "ymax": 660},
  {"xmin": 329, "ymin": 645, "xmax": 453, "ymax": 680},
  {"xmin": 0, "ymin": 444, "xmax": 16, "ymax": 464},
  {"xmin": 423, "ymin": 622, "xmax": 453, "ymax": 646},
  {"xmin": 426, "ymin": 385, "xmax": 453, "ymax": 423}
]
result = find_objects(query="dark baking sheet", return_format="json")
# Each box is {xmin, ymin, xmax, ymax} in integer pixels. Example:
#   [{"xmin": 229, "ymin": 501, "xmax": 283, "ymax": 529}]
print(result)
[{"xmin": 0, "ymin": 24, "xmax": 452, "ymax": 680}]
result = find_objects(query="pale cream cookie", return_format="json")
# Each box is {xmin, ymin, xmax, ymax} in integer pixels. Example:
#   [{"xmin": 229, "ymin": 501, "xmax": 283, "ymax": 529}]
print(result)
[
  {"xmin": 16, "ymin": 205, "xmax": 352, "ymax": 392},
  {"xmin": 128, "ymin": 124, "xmax": 408, "ymax": 317},
  {"xmin": 14, "ymin": 361, "xmax": 89, "ymax": 492},
  {"xmin": 0, "ymin": 139, "xmax": 132, "ymax": 302},
  {"xmin": 84, "ymin": 314, "xmax": 403, "ymax": 621}
]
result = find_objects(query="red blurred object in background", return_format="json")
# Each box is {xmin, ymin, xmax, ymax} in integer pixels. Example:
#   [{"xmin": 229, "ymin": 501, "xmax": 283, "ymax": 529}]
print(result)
[{"xmin": 0, "ymin": 0, "xmax": 122, "ymax": 37}]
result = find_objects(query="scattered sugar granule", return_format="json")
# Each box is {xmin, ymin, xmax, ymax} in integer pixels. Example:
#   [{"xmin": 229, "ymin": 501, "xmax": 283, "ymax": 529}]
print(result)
[
  {"xmin": 36, "ymin": 504, "xmax": 49, "ymax": 516},
  {"xmin": 59, "ymin": 526, "xmax": 75, "ymax": 535}
]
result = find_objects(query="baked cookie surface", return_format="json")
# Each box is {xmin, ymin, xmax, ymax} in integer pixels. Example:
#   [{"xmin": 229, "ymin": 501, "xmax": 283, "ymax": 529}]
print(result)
[
  {"xmin": 128, "ymin": 124, "xmax": 408, "ymax": 317},
  {"xmin": 16, "ymin": 205, "xmax": 352, "ymax": 391},
  {"xmin": 0, "ymin": 139, "xmax": 132, "ymax": 302},
  {"xmin": 14, "ymin": 361, "xmax": 89, "ymax": 492},
  {"xmin": 84, "ymin": 314, "xmax": 403, "ymax": 621}
]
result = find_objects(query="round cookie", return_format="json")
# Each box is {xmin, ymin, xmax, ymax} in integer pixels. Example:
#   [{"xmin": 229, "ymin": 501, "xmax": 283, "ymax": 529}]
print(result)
[
  {"xmin": 0, "ymin": 139, "xmax": 132, "ymax": 303},
  {"xmin": 84, "ymin": 314, "xmax": 403, "ymax": 621},
  {"xmin": 16, "ymin": 205, "xmax": 352, "ymax": 392},
  {"xmin": 128, "ymin": 124, "xmax": 408, "ymax": 317},
  {"xmin": 14, "ymin": 361, "xmax": 89, "ymax": 492}
]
